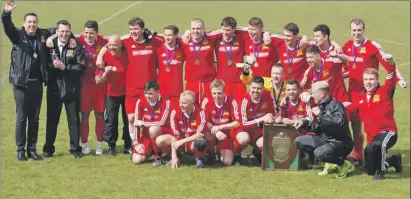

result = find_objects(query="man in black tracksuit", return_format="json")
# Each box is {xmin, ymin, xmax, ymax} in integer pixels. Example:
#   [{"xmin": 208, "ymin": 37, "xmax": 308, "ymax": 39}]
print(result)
[
  {"xmin": 2, "ymin": 1, "xmax": 52, "ymax": 161},
  {"xmin": 42, "ymin": 20, "xmax": 85, "ymax": 158},
  {"xmin": 294, "ymin": 81, "xmax": 354, "ymax": 179}
]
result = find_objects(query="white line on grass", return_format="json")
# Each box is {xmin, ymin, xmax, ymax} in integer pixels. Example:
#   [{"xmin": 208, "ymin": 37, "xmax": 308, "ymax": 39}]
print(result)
[{"xmin": 98, "ymin": 1, "xmax": 144, "ymax": 25}]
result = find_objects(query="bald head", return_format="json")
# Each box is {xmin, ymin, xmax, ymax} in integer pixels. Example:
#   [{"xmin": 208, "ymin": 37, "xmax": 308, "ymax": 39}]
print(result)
[
  {"xmin": 311, "ymin": 81, "xmax": 329, "ymax": 103},
  {"xmin": 179, "ymin": 90, "xmax": 196, "ymax": 114},
  {"xmin": 107, "ymin": 34, "xmax": 122, "ymax": 55},
  {"xmin": 190, "ymin": 18, "xmax": 205, "ymax": 41}
]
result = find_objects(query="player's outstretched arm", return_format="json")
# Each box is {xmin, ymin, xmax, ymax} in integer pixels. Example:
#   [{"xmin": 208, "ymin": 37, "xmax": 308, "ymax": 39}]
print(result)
[{"xmin": 2, "ymin": 0, "xmax": 19, "ymax": 44}]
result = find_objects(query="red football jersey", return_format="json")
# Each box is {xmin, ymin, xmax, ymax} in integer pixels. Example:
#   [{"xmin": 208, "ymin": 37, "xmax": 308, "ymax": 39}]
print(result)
[
  {"xmin": 77, "ymin": 34, "xmax": 107, "ymax": 87},
  {"xmin": 182, "ymin": 31, "xmax": 220, "ymax": 82},
  {"xmin": 342, "ymin": 39, "xmax": 402, "ymax": 95},
  {"xmin": 278, "ymin": 41, "xmax": 309, "ymax": 82},
  {"xmin": 280, "ymin": 98, "xmax": 315, "ymax": 135},
  {"xmin": 134, "ymin": 95, "xmax": 171, "ymax": 127},
  {"xmin": 346, "ymin": 64, "xmax": 397, "ymax": 144},
  {"xmin": 201, "ymin": 96, "xmax": 240, "ymax": 126},
  {"xmin": 170, "ymin": 106, "xmax": 207, "ymax": 137},
  {"xmin": 99, "ymin": 51, "xmax": 128, "ymax": 96},
  {"xmin": 300, "ymin": 58, "xmax": 350, "ymax": 104},
  {"xmin": 215, "ymin": 30, "xmax": 248, "ymax": 84},
  {"xmin": 122, "ymin": 36, "xmax": 162, "ymax": 97},
  {"xmin": 156, "ymin": 39, "xmax": 185, "ymax": 98},
  {"xmin": 244, "ymin": 35, "xmax": 282, "ymax": 77},
  {"xmin": 239, "ymin": 91, "xmax": 275, "ymax": 129}
]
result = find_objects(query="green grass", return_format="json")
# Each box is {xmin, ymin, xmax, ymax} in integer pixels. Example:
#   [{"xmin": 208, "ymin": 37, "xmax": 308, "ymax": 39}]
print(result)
[{"xmin": 1, "ymin": 1, "xmax": 410, "ymax": 199}]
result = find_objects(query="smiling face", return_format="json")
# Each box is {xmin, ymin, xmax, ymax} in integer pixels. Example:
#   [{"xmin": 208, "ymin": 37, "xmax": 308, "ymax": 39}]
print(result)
[
  {"xmin": 84, "ymin": 27, "xmax": 97, "ymax": 44},
  {"xmin": 286, "ymin": 83, "xmax": 300, "ymax": 101},
  {"xmin": 129, "ymin": 24, "xmax": 144, "ymax": 41},
  {"xmin": 164, "ymin": 29, "xmax": 177, "ymax": 45},
  {"xmin": 313, "ymin": 31, "xmax": 328, "ymax": 47},
  {"xmin": 363, "ymin": 73, "xmax": 379, "ymax": 93},
  {"xmin": 249, "ymin": 82, "xmax": 263, "ymax": 100},
  {"xmin": 350, "ymin": 23, "xmax": 365, "ymax": 43},
  {"xmin": 144, "ymin": 88, "xmax": 160, "ymax": 104},
  {"xmin": 179, "ymin": 94, "xmax": 194, "ymax": 114},
  {"xmin": 306, "ymin": 52, "xmax": 321, "ymax": 68},
  {"xmin": 221, "ymin": 25, "xmax": 235, "ymax": 41},
  {"xmin": 23, "ymin": 15, "xmax": 38, "ymax": 35},
  {"xmin": 283, "ymin": 29, "xmax": 298, "ymax": 46},
  {"xmin": 271, "ymin": 66, "xmax": 284, "ymax": 85},
  {"xmin": 57, "ymin": 24, "xmax": 71, "ymax": 43},
  {"xmin": 190, "ymin": 20, "xmax": 205, "ymax": 41}
]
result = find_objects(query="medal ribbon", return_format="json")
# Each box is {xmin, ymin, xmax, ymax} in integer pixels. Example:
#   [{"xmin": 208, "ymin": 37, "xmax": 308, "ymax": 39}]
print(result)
[
  {"xmin": 28, "ymin": 37, "xmax": 37, "ymax": 54},
  {"xmin": 223, "ymin": 36, "xmax": 235, "ymax": 60},
  {"xmin": 165, "ymin": 43, "xmax": 178, "ymax": 66},
  {"xmin": 289, "ymin": 99, "xmax": 300, "ymax": 120},
  {"xmin": 286, "ymin": 41, "xmax": 299, "ymax": 67},
  {"xmin": 191, "ymin": 36, "xmax": 204, "ymax": 62},
  {"xmin": 252, "ymin": 40, "xmax": 262, "ymax": 60},
  {"xmin": 182, "ymin": 111, "xmax": 194, "ymax": 133},
  {"xmin": 313, "ymin": 60, "xmax": 324, "ymax": 81},
  {"xmin": 351, "ymin": 39, "xmax": 366, "ymax": 63},
  {"xmin": 214, "ymin": 97, "xmax": 225, "ymax": 123},
  {"xmin": 150, "ymin": 99, "xmax": 160, "ymax": 120},
  {"xmin": 86, "ymin": 41, "xmax": 97, "ymax": 61},
  {"xmin": 272, "ymin": 82, "xmax": 284, "ymax": 112}
]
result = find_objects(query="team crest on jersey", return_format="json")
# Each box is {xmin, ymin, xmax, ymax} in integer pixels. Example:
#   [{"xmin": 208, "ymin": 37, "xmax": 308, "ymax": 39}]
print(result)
[
  {"xmin": 298, "ymin": 106, "xmax": 304, "ymax": 111},
  {"xmin": 191, "ymin": 121, "xmax": 197, "ymax": 126},
  {"xmin": 145, "ymin": 45, "xmax": 153, "ymax": 49},
  {"xmin": 202, "ymin": 39, "xmax": 209, "ymax": 45},
  {"xmin": 296, "ymin": 49, "xmax": 303, "ymax": 56},
  {"xmin": 144, "ymin": 108, "xmax": 148, "ymax": 111},
  {"xmin": 176, "ymin": 53, "xmax": 182, "ymax": 58},
  {"xmin": 262, "ymin": 103, "xmax": 267, "ymax": 109},
  {"xmin": 223, "ymin": 111, "xmax": 229, "ymax": 116},
  {"xmin": 262, "ymin": 44, "xmax": 270, "ymax": 50},
  {"xmin": 373, "ymin": 94, "xmax": 380, "ymax": 102},
  {"xmin": 132, "ymin": 45, "xmax": 136, "ymax": 48},
  {"xmin": 323, "ymin": 70, "xmax": 329, "ymax": 77},
  {"xmin": 360, "ymin": 47, "xmax": 366, "ymax": 54},
  {"xmin": 156, "ymin": 109, "xmax": 161, "ymax": 114}
]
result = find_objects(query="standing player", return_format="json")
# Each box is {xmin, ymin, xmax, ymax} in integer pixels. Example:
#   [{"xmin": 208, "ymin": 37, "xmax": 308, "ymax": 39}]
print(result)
[
  {"xmin": 169, "ymin": 91, "xmax": 208, "ymax": 168},
  {"xmin": 182, "ymin": 18, "xmax": 220, "ymax": 104},
  {"xmin": 156, "ymin": 25, "xmax": 185, "ymax": 107},
  {"xmin": 97, "ymin": 17, "xmax": 161, "ymax": 154},
  {"xmin": 280, "ymin": 79, "xmax": 315, "ymax": 135},
  {"xmin": 234, "ymin": 76, "xmax": 275, "ymax": 166},
  {"xmin": 346, "ymin": 54, "xmax": 402, "ymax": 180},
  {"xmin": 342, "ymin": 19, "xmax": 407, "ymax": 165},
  {"xmin": 201, "ymin": 79, "xmax": 240, "ymax": 166},
  {"xmin": 77, "ymin": 20, "xmax": 107, "ymax": 155},
  {"xmin": 132, "ymin": 81, "xmax": 171, "ymax": 166},
  {"xmin": 241, "ymin": 63, "xmax": 287, "ymax": 117},
  {"xmin": 95, "ymin": 35, "xmax": 128, "ymax": 156},
  {"xmin": 214, "ymin": 17, "xmax": 248, "ymax": 99},
  {"xmin": 243, "ymin": 17, "xmax": 283, "ymax": 78}
]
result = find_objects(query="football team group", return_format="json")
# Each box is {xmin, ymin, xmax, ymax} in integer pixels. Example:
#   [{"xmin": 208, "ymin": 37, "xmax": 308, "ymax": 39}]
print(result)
[{"xmin": 2, "ymin": 0, "xmax": 406, "ymax": 180}]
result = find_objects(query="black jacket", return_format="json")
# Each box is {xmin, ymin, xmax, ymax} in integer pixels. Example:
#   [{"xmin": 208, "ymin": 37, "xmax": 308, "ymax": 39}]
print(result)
[
  {"xmin": 2, "ymin": 10, "xmax": 52, "ymax": 87},
  {"xmin": 47, "ymin": 38, "xmax": 85, "ymax": 99},
  {"xmin": 302, "ymin": 97, "xmax": 353, "ymax": 145}
]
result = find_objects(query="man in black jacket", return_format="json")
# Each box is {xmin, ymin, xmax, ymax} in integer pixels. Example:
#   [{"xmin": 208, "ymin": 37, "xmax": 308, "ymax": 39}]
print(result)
[
  {"xmin": 294, "ymin": 81, "xmax": 354, "ymax": 179},
  {"xmin": 2, "ymin": 0, "xmax": 52, "ymax": 161},
  {"xmin": 42, "ymin": 20, "xmax": 85, "ymax": 158}
]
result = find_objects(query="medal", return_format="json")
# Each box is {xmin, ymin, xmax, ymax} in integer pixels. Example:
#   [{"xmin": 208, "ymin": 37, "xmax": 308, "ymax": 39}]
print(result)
[
  {"xmin": 165, "ymin": 43, "xmax": 177, "ymax": 65},
  {"xmin": 254, "ymin": 62, "xmax": 259, "ymax": 67},
  {"xmin": 165, "ymin": 66, "xmax": 170, "ymax": 72},
  {"xmin": 223, "ymin": 36, "xmax": 235, "ymax": 66},
  {"xmin": 33, "ymin": 53, "xmax": 38, "ymax": 59},
  {"xmin": 286, "ymin": 41, "xmax": 299, "ymax": 74},
  {"xmin": 112, "ymin": 67, "xmax": 117, "ymax": 72},
  {"xmin": 313, "ymin": 60, "xmax": 324, "ymax": 81},
  {"xmin": 191, "ymin": 37, "xmax": 204, "ymax": 66},
  {"xmin": 351, "ymin": 39, "xmax": 365, "ymax": 70},
  {"xmin": 29, "ymin": 39, "xmax": 38, "ymax": 59},
  {"xmin": 85, "ymin": 40, "xmax": 97, "ymax": 63},
  {"xmin": 252, "ymin": 40, "xmax": 262, "ymax": 68},
  {"xmin": 272, "ymin": 82, "xmax": 284, "ymax": 113}
]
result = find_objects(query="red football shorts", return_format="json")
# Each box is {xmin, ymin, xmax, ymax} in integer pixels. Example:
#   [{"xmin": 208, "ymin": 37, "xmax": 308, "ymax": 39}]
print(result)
[
  {"xmin": 217, "ymin": 137, "xmax": 233, "ymax": 151},
  {"xmin": 225, "ymin": 82, "xmax": 247, "ymax": 101},
  {"xmin": 125, "ymin": 89, "xmax": 144, "ymax": 114},
  {"xmin": 185, "ymin": 80, "xmax": 211, "ymax": 105},
  {"xmin": 230, "ymin": 127, "xmax": 263, "ymax": 145},
  {"xmin": 132, "ymin": 127, "xmax": 170, "ymax": 156},
  {"xmin": 80, "ymin": 85, "xmax": 105, "ymax": 113}
]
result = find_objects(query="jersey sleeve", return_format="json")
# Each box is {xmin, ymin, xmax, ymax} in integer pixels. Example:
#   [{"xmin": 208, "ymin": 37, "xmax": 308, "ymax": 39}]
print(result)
[
  {"xmin": 143, "ymin": 100, "xmax": 171, "ymax": 127},
  {"xmin": 235, "ymin": 29, "xmax": 249, "ymax": 42},
  {"xmin": 240, "ymin": 98, "xmax": 259, "ymax": 128},
  {"xmin": 206, "ymin": 29, "xmax": 223, "ymax": 44},
  {"xmin": 230, "ymin": 99, "xmax": 240, "ymax": 122},
  {"xmin": 134, "ymin": 97, "xmax": 145, "ymax": 121},
  {"xmin": 381, "ymin": 62, "xmax": 397, "ymax": 96},
  {"xmin": 371, "ymin": 41, "xmax": 403, "ymax": 82},
  {"xmin": 270, "ymin": 35, "xmax": 284, "ymax": 48},
  {"xmin": 300, "ymin": 66, "xmax": 313, "ymax": 90},
  {"xmin": 280, "ymin": 105, "xmax": 288, "ymax": 118},
  {"xmin": 305, "ymin": 99, "xmax": 315, "ymax": 121},
  {"xmin": 169, "ymin": 109, "xmax": 180, "ymax": 137}
]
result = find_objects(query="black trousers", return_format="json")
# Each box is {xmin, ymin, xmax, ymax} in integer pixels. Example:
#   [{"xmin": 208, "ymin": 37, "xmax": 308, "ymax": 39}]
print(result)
[
  {"xmin": 103, "ymin": 95, "xmax": 130, "ymax": 148},
  {"xmin": 43, "ymin": 94, "xmax": 81, "ymax": 153},
  {"xmin": 365, "ymin": 131, "xmax": 397, "ymax": 174},
  {"xmin": 295, "ymin": 135, "xmax": 353, "ymax": 166},
  {"xmin": 13, "ymin": 81, "xmax": 43, "ymax": 152}
]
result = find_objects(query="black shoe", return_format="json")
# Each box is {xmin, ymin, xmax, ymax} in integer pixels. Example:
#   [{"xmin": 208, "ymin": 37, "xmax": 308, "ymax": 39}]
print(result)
[
  {"xmin": 72, "ymin": 151, "xmax": 83, "ymax": 159},
  {"xmin": 42, "ymin": 152, "xmax": 54, "ymax": 158},
  {"xmin": 252, "ymin": 148, "xmax": 262, "ymax": 166},
  {"xmin": 17, "ymin": 151, "xmax": 28, "ymax": 161},
  {"xmin": 206, "ymin": 153, "xmax": 216, "ymax": 165},
  {"xmin": 233, "ymin": 155, "xmax": 241, "ymax": 166},
  {"xmin": 390, "ymin": 154, "xmax": 403, "ymax": 173},
  {"xmin": 107, "ymin": 147, "xmax": 116, "ymax": 156},
  {"xmin": 373, "ymin": 170, "xmax": 385, "ymax": 180},
  {"xmin": 27, "ymin": 151, "xmax": 43, "ymax": 160}
]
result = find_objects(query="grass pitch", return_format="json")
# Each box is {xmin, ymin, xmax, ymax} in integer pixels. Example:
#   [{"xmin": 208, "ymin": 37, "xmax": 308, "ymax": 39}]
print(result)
[{"xmin": 1, "ymin": 1, "xmax": 410, "ymax": 199}]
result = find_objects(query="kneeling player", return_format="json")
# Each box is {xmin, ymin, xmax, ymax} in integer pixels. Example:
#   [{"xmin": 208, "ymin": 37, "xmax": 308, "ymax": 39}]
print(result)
[
  {"xmin": 233, "ymin": 76, "xmax": 275, "ymax": 166},
  {"xmin": 202, "ymin": 79, "xmax": 240, "ymax": 166},
  {"xmin": 132, "ymin": 81, "xmax": 171, "ymax": 166},
  {"xmin": 346, "ymin": 54, "xmax": 402, "ymax": 180},
  {"xmin": 170, "ymin": 91, "xmax": 208, "ymax": 168}
]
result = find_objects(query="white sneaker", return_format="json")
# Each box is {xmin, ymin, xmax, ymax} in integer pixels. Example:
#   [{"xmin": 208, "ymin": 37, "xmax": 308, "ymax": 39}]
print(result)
[
  {"xmin": 82, "ymin": 143, "xmax": 90, "ymax": 155},
  {"xmin": 95, "ymin": 142, "xmax": 103, "ymax": 156}
]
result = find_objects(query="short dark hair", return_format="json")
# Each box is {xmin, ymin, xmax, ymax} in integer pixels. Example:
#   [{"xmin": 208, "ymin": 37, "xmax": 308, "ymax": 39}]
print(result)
[
  {"xmin": 284, "ymin": 23, "xmax": 299, "ymax": 36},
  {"xmin": 144, "ymin": 80, "xmax": 160, "ymax": 91},
  {"xmin": 84, "ymin": 20, "xmax": 99, "ymax": 33},
  {"xmin": 350, "ymin": 18, "xmax": 365, "ymax": 30},
  {"xmin": 56, "ymin": 20, "xmax": 71, "ymax": 29},
  {"xmin": 221, "ymin": 17, "xmax": 237, "ymax": 29},
  {"xmin": 251, "ymin": 76, "xmax": 264, "ymax": 86},
  {"xmin": 24, "ymin": 13, "xmax": 37, "ymax": 21},
  {"xmin": 128, "ymin": 17, "xmax": 145, "ymax": 28},
  {"xmin": 306, "ymin": 46, "xmax": 321, "ymax": 55},
  {"xmin": 164, "ymin": 25, "xmax": 179, "ymax": 35},
  {"xmin": 249, "ymin": 17, "xmax": 264, "ymax": 28},
  {"xmin": 313, "ymin": 24, "xmax": 330, "ymax": 40},
  {"xmin": 286, "ymin": 78, "xmax": 301, "ymax": 88}
]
